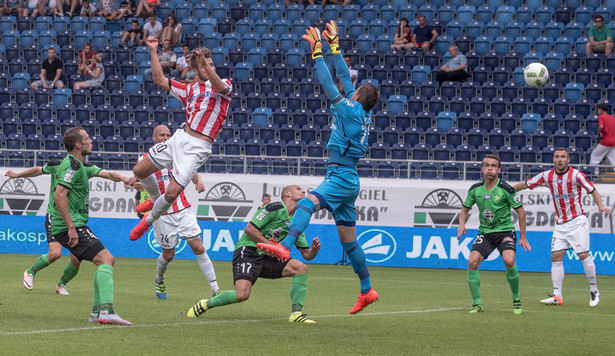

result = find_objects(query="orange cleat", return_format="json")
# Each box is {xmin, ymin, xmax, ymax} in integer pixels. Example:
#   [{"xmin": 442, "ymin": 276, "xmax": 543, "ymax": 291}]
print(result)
[
  {"xmin": 129, "ymin": 213, "xmax": 151, "ymax": 241},
  {"xmin": 256, "ymin": 242, "xmax": 290, "ymax": 261},
  {"xmin": 136, "ymin": 200, "xmax": 153, "ymax": 213},
  {"xmin": 350, "ymin": 288, "xmax": 379, "ymax": 314}
]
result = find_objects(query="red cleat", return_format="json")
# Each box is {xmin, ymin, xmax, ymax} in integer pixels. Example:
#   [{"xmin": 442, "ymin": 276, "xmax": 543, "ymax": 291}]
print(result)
[
  {"xmin": 129, "ymin": 214, "xmax": 151, "ymax": 241},
  {"xmin": 350, "ymin": 288, "xmax": 379, "ymax": 314},
  {"xmin": 136, "ymin": 200, "xmax": 153, "ymax": 213},
  {"xmin": 256, "ymin": 242, "xmax": 290, "ymax": 261}
]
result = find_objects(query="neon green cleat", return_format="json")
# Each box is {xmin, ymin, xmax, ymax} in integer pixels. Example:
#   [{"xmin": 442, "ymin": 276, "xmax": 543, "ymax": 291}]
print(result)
[
  {"xmin": 469, "ymin": 304, "xmax": 484, "ymax": 313},
  {"xmin": 187, "ymin": 299, "xmax": 208, "ymax": 318},
  {"xmin": 155, "ymin": 280, "xmax": 166, "ymax": 300},
  {"xmin": 289, "ymin": 312, "xmax": 315, "ymax": 323},
  {"xmin": 213, "ymin": 289, "xmax": 222, "ymax": 297},
  {"xmin": 513, "ymin": 299, "xmax": 523, "ymax": 314}
]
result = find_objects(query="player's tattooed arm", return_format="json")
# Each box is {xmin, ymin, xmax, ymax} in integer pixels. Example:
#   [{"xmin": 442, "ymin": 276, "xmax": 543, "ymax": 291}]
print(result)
[{"xmin": 243, "ymin": 222, "xmax": 270, "ymax": 245}]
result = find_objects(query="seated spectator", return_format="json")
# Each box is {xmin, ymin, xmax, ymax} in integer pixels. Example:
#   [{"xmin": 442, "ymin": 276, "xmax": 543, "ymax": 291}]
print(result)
[
  {"xmin": 0, "ymin": 0, "xmax": 24, "ymax": 17},
  {"xmin": 114, "ymin": 0, "xmax": 135, "ymax": 20},
  {"xmin": 590, "ymin": 103, "xmax": 615, "ymax": 175},
  {"xmin": 144, "ymin": 39, "xmax": 176, "ymax": 76},
  {"xmin": 121, "ymin": 19, "xmax": 145, "ymax": 47},
  {"xmin": 143, "ymin": 12, "xmax": 162, "ymax": 41},
  {"xmin": 74, "ymin": 53, "xmax": 104, "ymax": 89},
  {"xmin": 435, "ymin": 45, "xmax": 468, "ymax": 85},
  {"xmin": 32, "ymin": 47, "xmax": 64, "ymax": 90},
  {"xmin": 135, "ymin": 0, "xmax": 160, "ymax": 18},
  {"xmin": 23, "ymin": 0, "xmax": 45, "ymax": 18},
  {"xmin": 175, "ymin": 43, "xmax": 190, "ymax": 72},
  {"xmin": 77, "ymin": 43, "xmax": 95, "ymax": 76},
  {"xmin": 161, "ymin": 13, "xmax": 182, "ymax": 46},
  {"xmin": 408, "ymin": 15, "xmax": 438, "ymax": 52},
  {"xmin": 586, "ymin": 15, "xmax": 613, "ymax": 57},
  {"xmin": 54, "ymin": 0, "xmax": 80, "ymax": 17},
  {"xmin": 181, "ymin": 63, "xmax": 196, "ymax": 84},
  {"xmin": 79, "ymin": 0, "xmax": 96, "ymax": 19},
  {"xmin": 334, "ymin": 55, "xmax": 358, "ymax": 95},
  {"xmin": 391, "ymin": 18, "xmax": 412, "ymax": 51},
  {"xmin": 97, "ymin": 0, "xmax": 113, "ymax": 19}
]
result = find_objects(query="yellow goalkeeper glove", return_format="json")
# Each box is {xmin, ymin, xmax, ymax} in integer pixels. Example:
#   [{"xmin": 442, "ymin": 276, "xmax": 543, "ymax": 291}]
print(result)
[
  {"xmin": 303, "ymin": 26, "xmax": 323, "ymax": 59},
  {"xmin": 323, "ymin": 20, "xmax": 340, "ymax": 55}
]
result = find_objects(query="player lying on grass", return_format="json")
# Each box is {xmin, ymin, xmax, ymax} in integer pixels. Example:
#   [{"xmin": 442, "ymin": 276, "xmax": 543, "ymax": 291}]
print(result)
[{"xmin": 188, "ymin": 185, "xmax": 320, "ymax": 323}]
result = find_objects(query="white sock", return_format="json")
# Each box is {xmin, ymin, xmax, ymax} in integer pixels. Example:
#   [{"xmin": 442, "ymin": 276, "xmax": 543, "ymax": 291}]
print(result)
[
  {"xmin": 146, "ymin": 195, "xmax": 174, "ymax": 224},
  {"xmin": 552, "ymin": 261, "xmax": 564, "ymax": 298},
  {"xmin": 581, "ymin": 256, "xmax": 598, "ymax": 293},
  {"xmin": 139, "ymin": 173, "xmax": 161, "ymax": 202},
  {"xmin": 196, "ymin": 252, "xmax": 219, "ymax": 295},
  {"xmin": 156, "ymin": 255, "xmax": 169, "ymax": 283}
]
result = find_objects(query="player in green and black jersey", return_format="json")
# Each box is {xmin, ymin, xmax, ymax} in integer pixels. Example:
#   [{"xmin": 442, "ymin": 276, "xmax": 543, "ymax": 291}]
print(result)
[
  {"xmin": 187, "ymin": 185, "xmax": 321, "ymax": 323},
  {"xmin": 6, "ymin": 155, "xmax": 132, "ymax": 295},
  {"xmin": 457, "ymin": 155, "xmax": 531, "ymax": 314}
]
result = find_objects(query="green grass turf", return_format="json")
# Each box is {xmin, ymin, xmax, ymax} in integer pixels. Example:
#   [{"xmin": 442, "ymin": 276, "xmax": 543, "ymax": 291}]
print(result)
[{"xmin": 1, "ymin": 253, "xmax": 614, "ymax": 355}]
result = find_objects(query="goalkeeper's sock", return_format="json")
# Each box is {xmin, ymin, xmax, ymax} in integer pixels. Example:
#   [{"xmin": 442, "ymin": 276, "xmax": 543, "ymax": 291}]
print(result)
[
  {"xmin": 208, "ymin": 290, "xmax": 238, "ymax": 309},
  {"xmin": 280, "ymin": 198, "xmax": 315, "ymax": 250},
  {"xmin": 341, "ymin": 240, "xmax": 372, "ymax": 293},
  {"xmin": 156, "ymin": 255, "xmax": 169, "ymax": 283},
  {"xmin": 57, "ymin": 262, "xmax": 80, "ymax": 286},
  {"xmin": 290, "ymin": 273, "xmax": 308, "ymax": 312},
  {"xmin": 467, "ymin": 269, "xmax": 482, "ymax": 305},
  {"xmin": 95, "ymin": 264, "xmax": 114, "ymax": 306},
  {"xmin": 27, "ymin": 254, "xmax": 50, "ymax": 275},
  {"xmin": 506, "ymin": 265, "xmax": 520, "ymax": 300}
]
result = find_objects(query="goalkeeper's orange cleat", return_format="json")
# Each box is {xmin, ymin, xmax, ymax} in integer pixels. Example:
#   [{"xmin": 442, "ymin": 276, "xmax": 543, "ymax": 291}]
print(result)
[
  {"xmin": 129, "ymin": 213, "xmax": 151, "ymax": 241},
  {"xmin": 136, "ymin": 199, "xmax": 153, "ymax": 213},
  {"xmin": 256, "ymin": 242, "xmax": 290, "ymax": 261},
  {"xmin": 303, "ymin": 26, "xmax": 322, "ymax": 59},
  {"xmin": 350, "ymin": 288, "xmax": 379, "ymax": 314}
]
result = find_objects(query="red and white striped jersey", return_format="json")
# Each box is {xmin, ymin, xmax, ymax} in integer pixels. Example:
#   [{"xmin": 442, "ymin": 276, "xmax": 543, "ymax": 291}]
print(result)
[
  {"xmin": 137, "ymin": 154, "xmax": 191, "ymax": 215},
  {"xmin": 168, "ymin": 78, "xmax": 232, "ymax": 139},
  {"xmin": 526, "ymin": 167, "xmax": 595, "ymax": 224}
]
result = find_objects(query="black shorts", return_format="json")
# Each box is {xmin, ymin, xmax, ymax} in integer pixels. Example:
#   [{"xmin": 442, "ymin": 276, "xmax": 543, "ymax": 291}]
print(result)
[
  {"xmin": 51, "ymin": 226, "xmax": 105, "ymax": 261},
  {"xmin": 471, "ymin": 231, "xmax": 517, "ymax": 259},
  {"xmin": 44, "ymin": 214, "xmax": 56, "ymax": 244},
  {"xmin": 232, "ymin": 246, "xmax": 289, "ymax": 285}
]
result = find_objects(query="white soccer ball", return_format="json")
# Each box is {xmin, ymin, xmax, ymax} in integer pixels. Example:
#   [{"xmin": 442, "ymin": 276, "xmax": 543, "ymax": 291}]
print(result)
[{"xmin": 523, "ymin": 62, "xmax": 549, "ymax": 88}]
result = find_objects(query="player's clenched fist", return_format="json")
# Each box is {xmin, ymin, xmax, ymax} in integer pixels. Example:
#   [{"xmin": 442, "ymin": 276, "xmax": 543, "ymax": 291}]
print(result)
[{"xmin": 146, "ymin": 36, "xmax": 159, "ymax": 51}]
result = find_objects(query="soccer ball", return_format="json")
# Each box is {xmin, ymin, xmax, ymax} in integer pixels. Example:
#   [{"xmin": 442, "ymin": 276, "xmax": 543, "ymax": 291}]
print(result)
[{"xmin": 523, "ymin": 63, "xmax": 549, "ymax": 88}]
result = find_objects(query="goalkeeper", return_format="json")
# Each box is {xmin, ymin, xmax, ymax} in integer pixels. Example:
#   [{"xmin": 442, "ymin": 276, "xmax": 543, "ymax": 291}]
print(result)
[
  {"xmin": 257, "ymin": 21, "xmax": 381, "ymax": 314},
  {"xmin": 187, "ymin": 185, "xmax": 321, "ymax": 323}
]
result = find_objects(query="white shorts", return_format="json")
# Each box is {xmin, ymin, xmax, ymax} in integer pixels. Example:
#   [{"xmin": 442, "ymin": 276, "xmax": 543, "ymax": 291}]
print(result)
[
  {"xmin": 148, "ymin": 128, "xmax": 212, "ymax": 188},
  {"xmin": 552, "ymin": 215, "xmax": 590, "ymax": 253},
  {"xmin": 153, "ymin": 208, "xmax": 202, "ymax": 250}
]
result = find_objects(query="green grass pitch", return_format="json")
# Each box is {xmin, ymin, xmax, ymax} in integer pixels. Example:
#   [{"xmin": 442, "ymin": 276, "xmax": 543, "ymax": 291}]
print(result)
[{"xmin": 1, "ymin": 253, "xmax": 614, "ymax": 355}]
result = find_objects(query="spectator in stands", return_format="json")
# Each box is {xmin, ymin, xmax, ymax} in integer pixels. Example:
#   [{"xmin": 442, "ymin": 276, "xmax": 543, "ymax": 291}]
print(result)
[
  {"xmin": 435, "ymin": 45, "xmax": 468, "ymax": 85},
  {"xmin": 145, "ymin": 39, "xmax": 176, "ymax": 76},
  {"xmin": 97, "ymin": 0, "xmax": 114, "ymax": 19},
  {"xmin": 408, "ymin": 15, "xmax": 438, "ymax": 52},
  {"xmin": 161, "ymin": 13, "xmax": 182, "ymax": 46},
  {"xmin": 135, "ymin": 0, "xmax": 160, "ymax": 18},
  {"xmin": 114, "ymin": 0, "xmax": 135, "ymax": 20},
  {"xmin": 590, "ymin": 103, "xmax": 615, "ymax": 175},
  {"xmin": 143, "ymin": 12, "xmax": 162, "ymax": 41},
  {"xmin": 54, "ymin": 0, "xmax": 80, "ymax": 17},
  {"xmin": 175, "ymin": 43, "xmax": 190, "ymax": 72},
  {"xmin": 73, "ymin": 53, "xmax": 104, "ymax": 90},
  {"xmin": 390, "ymin": 18, "xmax": 412, "ymax": 51},
  {"xmin": 79, "ymin": 0, "xmax": 96, "ymax": 19},
  {"xmin": 322, "ymin": 0, "xmax": 353, "ymax": 6},
  {"xmin": 586, "ymin": 15, "xmax": 614, "ymax": 57},
  {"xmin": 121, "ymin": 19, "xmax": 145, "ymax": 47},
  {"xmin": 334, "ymin": 55, "xmax": 357, "ymax": 94},
  {"xmin": 181, "ymin": 62, "xmax": 195, "ymax": 84},
  {"xmin": 23, "ymin": 0, "xmax": 45, "ymax": 18},
  {"xmin": 77, "ymin": 43, "xmax": 95, "ymax": 76},
  {"xmin": 0, "ymin": 0, "xmax": 24, "ymax": 17},
  {"xmin": 32, "ymin": 47, "xmax": 64, "ymax": 90}
]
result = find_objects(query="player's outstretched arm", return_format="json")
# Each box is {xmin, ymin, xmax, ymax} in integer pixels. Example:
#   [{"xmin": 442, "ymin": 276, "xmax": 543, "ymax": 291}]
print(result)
[
  {"xmin": 591, "ymin": 190, "xmax": 611, "ymax": 215},
  {"xmin": 304, "ymin": 27, "xmax": 343, "ymax": 104},
  {"xmin": 515, "ymin": 206, "xmax": 530, "ymax": 251},
  {"xmin": 192, "ymin": 49, "xmax": 229, "ymax": 95},
  {"xmin": 513, "ymin": 181, "xmax": 528, "ymax": 192},
  {"xmin": 146, "ymin": 36, "xmax": 171, "ymax": 92},
  {"xmin": 5, "ymin": 167, "xmax": 44, "ymax": 178},
  {"xmin": 98, "ymin": 170, "xmax": 134, "ymax": 188},
  {"xmin": 323, "ymin": 21, "xmax": 354, "ymax": 96},
  {"xmin": 457, "ymin": 207, "xmax": 469, "ymax": 240},
  {"xmin": 300, "ymin": 237, "xmax": 320, "ymax": 261}
]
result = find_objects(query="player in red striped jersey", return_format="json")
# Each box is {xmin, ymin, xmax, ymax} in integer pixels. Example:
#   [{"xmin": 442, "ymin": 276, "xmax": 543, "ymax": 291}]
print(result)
[
  {"xmin": 514, "ymin": 147, "xmax": 610, "ymax": 307},
  {"xmin": 130, "ymin": 36, "xmax": 232, "ymax": 241},
  {"xmin": 133, "ymin": 125, "xmax": 220, "ymax": 300}
]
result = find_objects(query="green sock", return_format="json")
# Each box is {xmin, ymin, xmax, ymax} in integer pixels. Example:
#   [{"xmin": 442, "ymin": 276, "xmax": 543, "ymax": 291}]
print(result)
[
  {"xmin": 93, "ymin": 274, "xmax": 100, "ymax": 312},
  {"xmin": 208, "ymin": 290, "xmax": 238, "ymax": 309},
  {"xmin": 94, "ymin": 264, "xmax": 114, "ymax": 309},
  {"xmin": 506, "ymin": 265, "xmax": 520, "ymax": 300},
  {"xmin": 27, "ymin": 254, "xmax": 50, "ymax": 275},
  {"xmin": 58, "ymin": 262, "xmax": 80, "ymax": 286},
  {"xmin": 290, "ymin": 273, "xmax": 308, "ymax": 313},
  {"xmin": 467, "ymin": 270, "xmax": 482, "ymax": 305}
]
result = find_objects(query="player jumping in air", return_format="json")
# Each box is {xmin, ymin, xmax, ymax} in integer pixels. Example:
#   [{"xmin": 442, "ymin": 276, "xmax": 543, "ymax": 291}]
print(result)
[
  {"xmin": 256, "ymin": 21, "xmax": 381, "ymax": 314},
  {"xmin": 458, "ymin": 155, "xmax": 530, "ymax": 314},
  {"xmin": 514, "ymin": 147, "xmax": 611, "ymax": 307},
  {"xmin": 129, "ymin": 36, "xmax": 232, "ymax": 242},
  {"xmin": 188, "ymin": 185, "xmax": 320, "ymax": 323}
]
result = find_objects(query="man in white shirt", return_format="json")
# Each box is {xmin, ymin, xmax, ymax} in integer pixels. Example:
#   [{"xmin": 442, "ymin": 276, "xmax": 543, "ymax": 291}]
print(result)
[{"xmin": 143, "ymin": 12, "xmax": 162, "ymax": 41}]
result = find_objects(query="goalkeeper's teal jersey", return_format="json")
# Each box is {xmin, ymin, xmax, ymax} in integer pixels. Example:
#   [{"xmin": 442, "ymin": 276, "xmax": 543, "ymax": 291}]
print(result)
[
  {"xmin": 462, "ymin": 179, "xmax": 522, "ymax": 234},
  {"xmin": 235, "ymin": 202, "xmax": 309, "ymax": 254}
]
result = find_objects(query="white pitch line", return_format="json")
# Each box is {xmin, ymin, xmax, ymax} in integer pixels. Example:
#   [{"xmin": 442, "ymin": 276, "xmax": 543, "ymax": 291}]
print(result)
[{"xmin": 0, "ymin": 307, "xmax": 463, "ymax": 336}]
